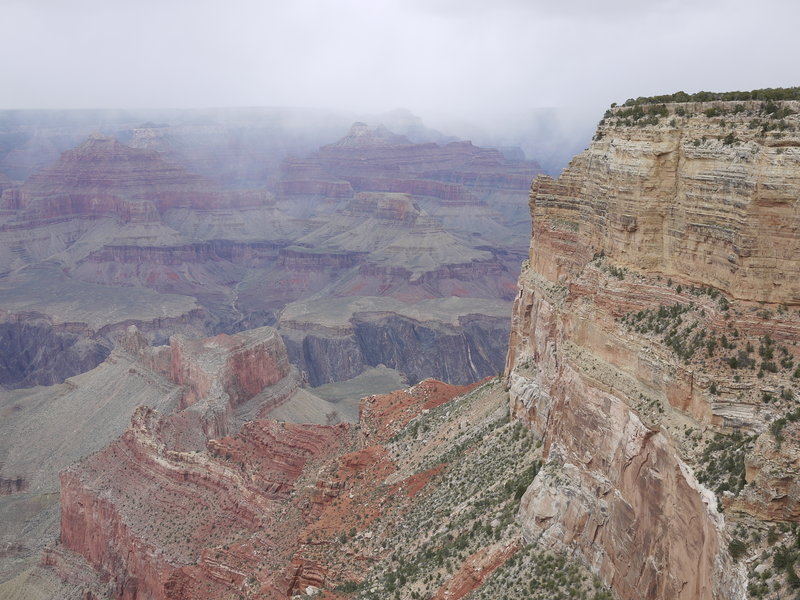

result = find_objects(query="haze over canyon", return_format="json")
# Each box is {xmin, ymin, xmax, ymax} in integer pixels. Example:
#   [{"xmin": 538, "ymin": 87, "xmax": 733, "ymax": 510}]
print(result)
[{"xmin": 2, "ymin": 86, "xmax": 800, "ymax": 600}]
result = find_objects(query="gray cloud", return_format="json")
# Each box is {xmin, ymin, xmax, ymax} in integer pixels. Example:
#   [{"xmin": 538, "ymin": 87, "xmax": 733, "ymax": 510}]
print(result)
[{"xmin": 2, "ymin": 0, "xmax": 798, "ymax": 120}]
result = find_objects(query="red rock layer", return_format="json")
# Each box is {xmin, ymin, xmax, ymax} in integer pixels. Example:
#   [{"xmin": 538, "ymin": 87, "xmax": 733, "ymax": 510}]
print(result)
[
  {"xmin": 359, "ymin": 378, "xmax": 485, "ymax": 444},
  {"xmin": 278, "ymin": 123, "xmax": 542, "ymax": 207},
  {"xmin": 0, "ymin": 135, "xmax": 271, "ymax": 225},
  {"xmin": 60, "ymin": 406, "xmax": 348, "ymax": 600},
  {"xmin": 277, "ymin": 247, "xmax": 366, "ymax": 271},
  {"xmin": 169, "ymin": 326, "xmax": 292, "ymax": 410},
  {"xmin": 57, "ymin": 377, "xmax": 479, "ymax": 600}
]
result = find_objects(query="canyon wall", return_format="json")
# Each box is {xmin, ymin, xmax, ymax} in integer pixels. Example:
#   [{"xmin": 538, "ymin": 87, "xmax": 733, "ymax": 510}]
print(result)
[
  {"xmin": 0, "ymin": 324, "xmax": 305, "ymax": 589},
  {"xmin": 508, "ymin": 98, "xmax": 800, "ymax": 599},
  {"xmin": 0, "ymin": 123, "xmax": 533, "ymax": 391},
  {"xmin": 50, "ymin": 373, "xmax": 563, "ymax": 600},
  {"xmin": 58, "ymin": 406, "xmax": 347, "ymax": 600},
  {"xmin": 0, "ymin": 317, "xmax": 110, "ymax": 388}
]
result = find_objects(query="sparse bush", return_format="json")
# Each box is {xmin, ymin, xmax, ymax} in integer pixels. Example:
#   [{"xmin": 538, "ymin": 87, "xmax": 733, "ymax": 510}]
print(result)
[
  {"xmin": 729, "ymin": 538, "xmax": 748, "ymax": 560},
  {"xmin": 771, "ymin": 417, "xmax": 788, "ymax": 444}
]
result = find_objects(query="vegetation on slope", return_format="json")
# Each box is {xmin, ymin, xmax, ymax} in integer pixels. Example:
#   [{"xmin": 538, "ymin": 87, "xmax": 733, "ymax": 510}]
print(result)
[{"xmin": 324, "ymin": 379, "xmax": 615, "ymax": 600}]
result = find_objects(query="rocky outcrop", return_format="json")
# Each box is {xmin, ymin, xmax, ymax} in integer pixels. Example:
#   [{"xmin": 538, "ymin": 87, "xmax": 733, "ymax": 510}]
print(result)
[
  {"xmin": 315, "ymin": 124, "xmax": 540, "ymax": 192},
  {"xmin": 279, "ymin": 297, "xmax": 511, "ymax": 386},
  {"xmin": 1, "ymin": 135, "xmax": 212, "ymax": 221},
  {"xmin": 59, "ymin": 405, "xmax": 348, "ymax": 600},
  {"xmin": 277, "ymin": 122, "xmax": 542, "ymax": 244},
  {"xmin": 507, "ymin": 97, "xmax": 800, "ymax": 600},
  {"xmin": 352, "ymin": 312, "xmax": 509, "ymax": 385},
  {"xmin": 731, "ymin": 421, "xmax": 800, "ymax": 520},
  {"xmin": 277, "ymin": 158, "xmax": 354, "ymax": 203},
  {"xmin": 0, "ymin": 324, "xmax": 308, "ymax": 589},
  {"xmin": 169, "ymin": 326, "xmax": 292, "ymax": 411},
  {"xmin": 530, "ymin": 100, "xmax": 800, "ymax": 305},
  {"xmin": 1, "ymin": 135, "xmax": 279, "ymax": 224},
  {"xmin": 54, "ymin": 375, "xmax": 547, "ymax": 600}
]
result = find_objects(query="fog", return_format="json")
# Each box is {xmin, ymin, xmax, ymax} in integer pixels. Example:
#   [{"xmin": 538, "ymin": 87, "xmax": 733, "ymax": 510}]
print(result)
[{"xmin": 2, "ymin": 0, "xmax": 798, "ymax": 168}]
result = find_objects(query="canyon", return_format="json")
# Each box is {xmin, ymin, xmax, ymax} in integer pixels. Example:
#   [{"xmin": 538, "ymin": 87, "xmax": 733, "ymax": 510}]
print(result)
[
  {"xmin": 0, "ymin": 115, "xmax": 539, "ymax": 390},
  {"xmin": 3, "ymin": 91, "xmax": 800, "ymax": 600},
  {"xmin": 0, "ymin": 109, "xmax": 540, "ymax": 595}
]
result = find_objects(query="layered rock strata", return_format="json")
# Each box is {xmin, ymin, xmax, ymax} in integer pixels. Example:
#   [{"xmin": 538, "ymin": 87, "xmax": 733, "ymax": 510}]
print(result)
[
  {"xmin": 507, "ymin": 98, "xmax": 800, "ymax": 599},
  {"xmin": 58, "ymin": 406, "xmax": 347, "ymax": 600},
  {"xmin": 0, "ymin": 128, "xmax": 529, "ymax": 390},
  {"xmin": 277, "ymin": 122, "xmax": 542, "ymax": 243},
  {"xmin": 0, "ymin": 325, "xmax": 303, "ymax": 586},
  {"xmin": 53, "ymin": 376, "xmax": 585, "ymax": 600},
  {"xmin": 0, "ymin": 317, "xmax": 109, "ymax": 388},
  {"xmin": 278, "ymin": 296, "xmax": 511, "ymax": 386}
]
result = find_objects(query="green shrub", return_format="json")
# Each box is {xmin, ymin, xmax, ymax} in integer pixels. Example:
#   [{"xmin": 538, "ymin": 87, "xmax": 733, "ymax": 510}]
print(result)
[
  {"xmin": 771, "ymin": 417, "xmax": 788, "ymax": 443},
  {"xmin": 729, "ymin": 538, "xmax": 748, "ymax": 560},
  {"xmin": 723, "ymin": 132, "xmax": 738, "ymax": 146}
]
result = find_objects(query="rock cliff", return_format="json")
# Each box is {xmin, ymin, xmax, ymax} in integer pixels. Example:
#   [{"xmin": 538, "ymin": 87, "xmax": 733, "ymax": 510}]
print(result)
[
  {"xmin": 0, "ymin": 316, "xmax": 110, "ymax": 388},
  {"xmin": 58, "ymin": 406, "xmax": 348, "ymax": 600},
  {"xmin": 0, "ymin": 135, "xmax": 223, "ymax": 221},
  {"xmin": 278, "ymin": 296, "xmax": 511, "ymax": 386},
  {"xmin": 12, "ymin": 93, "xmax": 800, "ymax": 600},
  {"xmin": 507, "ymin": 95, "xmax": 800, "ymax": 599},
  {"xmin": 0, "ymin": 325, "xmax": 305, "ymax": 587},
  {"xmin": 278, "ymin": 122, "xmax": 542, "ymax": 245}
]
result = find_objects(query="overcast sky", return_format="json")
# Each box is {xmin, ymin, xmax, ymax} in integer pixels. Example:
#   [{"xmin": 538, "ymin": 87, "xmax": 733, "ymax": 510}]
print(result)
[{"xmin": 3, "ymin": 0, "xmax": 799, "ymax": 119}]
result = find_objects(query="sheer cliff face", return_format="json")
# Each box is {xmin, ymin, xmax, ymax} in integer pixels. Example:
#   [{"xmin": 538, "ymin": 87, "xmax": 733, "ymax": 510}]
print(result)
[
  {"xmin": 529, "ymin": 101, "xmax": 800, "ymax": 304},
  {"xmin": 507, "ymin": 100, "xmax": 800, "ymax": 600}
]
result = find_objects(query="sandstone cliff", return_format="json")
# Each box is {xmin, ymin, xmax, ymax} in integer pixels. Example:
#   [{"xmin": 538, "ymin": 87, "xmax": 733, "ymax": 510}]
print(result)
[{"xmin": 507, "ymin": 96, "xmax": 800, "ymax": 600}]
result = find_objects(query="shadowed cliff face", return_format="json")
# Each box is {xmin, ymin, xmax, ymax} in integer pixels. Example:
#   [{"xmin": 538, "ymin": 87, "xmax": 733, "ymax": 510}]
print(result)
[
  {"xmin": 0, "ymin": 320, "xmax": 109, "ymax": 388},
  {"xmin": 507, "ymin": 98, "xmax": 800, "ymax": 600},
  {"xmin": 282, "ymin": 312, "xmax": 509, "ymax": 387}
]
